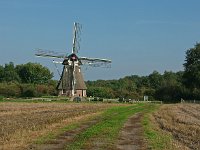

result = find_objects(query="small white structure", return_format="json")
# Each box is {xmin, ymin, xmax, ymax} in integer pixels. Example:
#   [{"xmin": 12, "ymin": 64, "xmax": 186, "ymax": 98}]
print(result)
[{"xmin": 144, "ymin": 95, "xmax": 148, "ymax": 101}]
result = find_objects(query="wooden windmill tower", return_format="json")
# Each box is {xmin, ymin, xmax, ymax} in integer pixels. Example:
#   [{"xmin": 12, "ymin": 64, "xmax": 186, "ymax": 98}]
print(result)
[{"xmin": 36, "ymin": 22, "xmax": 111, "ymax": 97}]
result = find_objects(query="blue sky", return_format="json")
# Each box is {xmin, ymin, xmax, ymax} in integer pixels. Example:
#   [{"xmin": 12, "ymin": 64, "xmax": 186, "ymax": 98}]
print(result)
[{"xmin": 0, "ymin": 0, "xmax": 200, "ymax": 80}]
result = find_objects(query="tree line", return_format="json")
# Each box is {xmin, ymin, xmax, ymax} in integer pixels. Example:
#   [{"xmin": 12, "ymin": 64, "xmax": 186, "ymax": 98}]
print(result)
[
  {"xmin": 86, "ymin": 71, "xmax": 185, "ymax": 102},
  {"xmin": 86, "ymin": 43, "xmax": 200, "ymax": 103},
  {"xmin": 0, "ymin": 62, "xmax": 57, "ymax": 97},
  {"xmin": 0, "ymin": 43, "xmax": 200, "ymax": 102}
]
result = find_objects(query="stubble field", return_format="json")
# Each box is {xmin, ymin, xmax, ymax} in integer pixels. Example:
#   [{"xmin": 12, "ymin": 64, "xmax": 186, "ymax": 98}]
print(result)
[
  {"xmin": 0, "ymin": 101, "xmax": 200, "ymax": 150},
  {"xmin": 0, "ymin": 102, "xmax": 119, "ymax": 150},
  {"xmin": 151, "ymin": 103, "xmax": 200, "ymax": 149}
]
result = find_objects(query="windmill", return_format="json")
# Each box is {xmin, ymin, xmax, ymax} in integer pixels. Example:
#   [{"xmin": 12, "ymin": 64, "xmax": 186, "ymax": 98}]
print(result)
[{"xmin": 35, "ymin": 22, "xmax": 111, "ymax": 98}]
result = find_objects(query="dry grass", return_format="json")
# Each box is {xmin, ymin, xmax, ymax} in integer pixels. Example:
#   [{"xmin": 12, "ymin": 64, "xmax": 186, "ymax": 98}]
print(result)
[
  {"xmin": 0, "ymin": 102, "xmax": 120, "ymax": 150},
  {"xmin": 152, "ymin": 104, "xmax": 200, "ymax": 150}
]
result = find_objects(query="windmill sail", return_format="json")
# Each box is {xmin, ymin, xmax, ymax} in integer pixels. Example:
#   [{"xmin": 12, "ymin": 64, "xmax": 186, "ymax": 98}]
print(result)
[
  {"xmin": 35, "ymin": 49, "xmax": 67, "ymax": 59},
  {"xmin": 79, "ymin": 57, "xmax": 112, "ymax": 67},
  {"xmin": 72, "ymin": 22, "xmax": 82, "ymax": 54}
]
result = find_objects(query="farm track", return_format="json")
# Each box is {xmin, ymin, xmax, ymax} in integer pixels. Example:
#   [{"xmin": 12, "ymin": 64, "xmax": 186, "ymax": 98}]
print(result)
[
  {"xmin": 29, "ymin": 105, "xmax": 148, "ymax": 150},
  {"xmin": 28, "ymin": 116, "xmax": 102, "ymax": 150},
  {"xmin": 115, "ymin": 113, "xmax": 147, "ymax": 150},
  {"xmin": 3, "ymin": 102, "xmax": 199, "ymax": 150}
]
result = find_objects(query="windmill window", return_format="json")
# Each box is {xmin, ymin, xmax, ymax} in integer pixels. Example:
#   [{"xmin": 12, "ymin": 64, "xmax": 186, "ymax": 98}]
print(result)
[
  {"xmin": 79, "ymin": 69, "xmax": 80, "ymax": 72},
  {"xmin": 66, "ymin": 68, "xmax": 68, "ymax": 72},
  {"xmin": 63, "ymin": 89, "xmax": 67, "ymax": 94}
]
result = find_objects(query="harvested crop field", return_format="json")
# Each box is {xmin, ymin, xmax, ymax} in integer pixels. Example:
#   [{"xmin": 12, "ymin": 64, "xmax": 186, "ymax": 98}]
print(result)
[
  {"xmin": 1, "ymin": 102, "xmax": 199, "ymax": 150},
  {"xmin": 0, "ymin": 102, "xmax": 120, "ymax": 150},
  {"xmin": 152, "ymin": 104, "xmax": 200, "ymax": 150}
]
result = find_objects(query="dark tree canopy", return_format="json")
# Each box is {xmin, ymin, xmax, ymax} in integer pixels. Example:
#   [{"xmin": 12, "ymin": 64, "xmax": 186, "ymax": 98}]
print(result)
[
  {"xmin": 183, "ymin": 43, "xmax": 200, "ymax": 88},
  {"xmin": 0, "ymin": 62, "xmax": 56, "ymax": 97},
  {"xmin": 0, "ymin": 62, "xmax": 20, "ymax": 82},
  {"xmin": 148, "ymin": 71, "xmax": 163, "ymax": 89},
  {"xmin": 16, "ymin": 62, "xmax": 53, "ymax": 84},
  {"xmin": 0, "ymin": 62, "xmax": 53, "ymax": 84},
  {"xmin": 86, "ymin": 70, "xmax": 184, "ymax": 102},
  {"xmin": 0, "ymin": 65, "xmax": 4, "ymax": 82}
]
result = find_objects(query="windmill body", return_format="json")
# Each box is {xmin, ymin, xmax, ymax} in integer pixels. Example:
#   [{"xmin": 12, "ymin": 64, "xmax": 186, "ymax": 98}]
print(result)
[
  {"xmin": 56, "ymin": 54, "xmax": 87, "ymax": 97},
  {"xmin": 36, "ymin": 22, "xmax": 111, "ymax": 98}
]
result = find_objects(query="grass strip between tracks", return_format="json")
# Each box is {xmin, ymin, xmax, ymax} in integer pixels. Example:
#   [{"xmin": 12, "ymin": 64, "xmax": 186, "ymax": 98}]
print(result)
[
  {"xmin": 35, "ymin": 103, "xmax": 165, "ymax": 150},
  {"xmin": 66, "ymin": 103, "xmax": 146, "ymax": 150},
  {"xmin": 35, "ymin": 123, "xmax": 80, "ymax": 144},
  {"xmin": 34, "ymin": 113, "xmax": 100, "ymax": 145}
]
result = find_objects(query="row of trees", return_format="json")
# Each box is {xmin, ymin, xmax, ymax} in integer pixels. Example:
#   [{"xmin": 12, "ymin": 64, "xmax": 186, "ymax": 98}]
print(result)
[
  {"xmin": 86, "ymin": 71, "xmax": 185, "ymax": 102},
  {"xmin": 0, "ymin": 82, "xmax": 56, "ymax": 97},
  {"xmin": 0, "ymin": 62, "xmax": 53, "ymax": 84},
  {"xmin": 86, "ymin": 43, "xmax": 200, "ymax": 103},
  {"xmin": 0, "ymin": 62, "xmax": 57, "ymax": 97},
  {"xmin": 0, "ymin": 42, "xmax": 199, "ymax": 102}
]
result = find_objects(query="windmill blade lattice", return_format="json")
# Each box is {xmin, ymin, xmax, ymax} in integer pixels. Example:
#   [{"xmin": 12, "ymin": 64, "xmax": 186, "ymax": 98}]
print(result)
[
  {"xmin": 35, "ymin": 49, "xmax": 67, "ymax": 59},
  {"xmin": 72, "ymin": 23, "xmax": 82, "ymax": 54},
  {"xmin": 79, "ymin": 57, "xmax": 112, "ymax": 68}
]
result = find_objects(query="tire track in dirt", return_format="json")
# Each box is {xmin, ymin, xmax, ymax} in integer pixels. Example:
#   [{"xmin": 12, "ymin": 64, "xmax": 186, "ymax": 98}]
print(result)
[
  {"xmin": 115, "ymin": 113, "xmax": 147, "ymax": 150},
  {"xmin": 28, "ymin": 108, "xmax": 147, "ymax": 150},
  {"xmin": 28, "ymin": 117, "xmax": 101, "ymax": 150}
]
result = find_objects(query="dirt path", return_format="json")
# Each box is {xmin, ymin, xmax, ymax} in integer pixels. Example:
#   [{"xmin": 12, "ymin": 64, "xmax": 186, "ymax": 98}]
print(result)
[
  {"xmin": 115, "ymin": 113, "xmax": 147, "ymax": 150},
  {"xmin": 28, "ymin": 117, "xmax": 101, "ymax": 150},
  {"xmin": 28, "ymin": 112, "xmax": 147, "ymax": 150}
]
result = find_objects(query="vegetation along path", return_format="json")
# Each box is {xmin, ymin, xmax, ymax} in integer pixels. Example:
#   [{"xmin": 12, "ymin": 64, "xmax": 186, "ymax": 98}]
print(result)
[
  {"xmin": 28, "ymin": 103, "xmax": 158, "ymax": 150},
  {"xmin": 115, "ymin": 113, "xmax": 146, "ymax": 150},
  {"xmin": 2, "ymin": 101, "xmax": 199, "ymax": 150}
]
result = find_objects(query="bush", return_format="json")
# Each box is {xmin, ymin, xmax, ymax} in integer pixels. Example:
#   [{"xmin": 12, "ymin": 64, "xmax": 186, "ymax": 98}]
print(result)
[
  {"xmin": 92, "ymin": 97, "xmax": 98, "ymax": 101},
  {"xmin": 0, "ymin": 83, "xmax": 21, "ymax": 97},
  {"xmin": 192, "ymin": 88, "xmax": 200, "ymax": 100},
  {"xmin": 98, "ymin": 98, "xmax": 103, "ymax": 102},
  {"xmin": 154, "ymin": 85, "xmax": 185, "ymax": 103},
  {"xmin": 0, "ymin": 95, "xmax": 4, "ymax": 100},
  {"xmin": 118, "ymin": 97, "xmax": 124, "ymax": 103},
  {"xmin": 35, "ymin": 84, "xmax": 57, "ymax": 96},
  {"xmin": 21, "ymin": 84, "xmax": 37, "ymax": 97},
  {"xmin": 20, "ymin": 84, "xmax": 57, "ymax": 97}
]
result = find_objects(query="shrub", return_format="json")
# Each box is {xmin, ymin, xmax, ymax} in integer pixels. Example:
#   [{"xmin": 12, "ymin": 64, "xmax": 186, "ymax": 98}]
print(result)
[
  {"xmin": 0, "ymin": 95, "xmax": 4, "ymax": 100},
  {"xmin": 0, "ymin": 82, "xmax": 21, "ymax": 97},
  {"xmin": 20, "ymin": 84, "xmax": 37, "ymax": 97}
]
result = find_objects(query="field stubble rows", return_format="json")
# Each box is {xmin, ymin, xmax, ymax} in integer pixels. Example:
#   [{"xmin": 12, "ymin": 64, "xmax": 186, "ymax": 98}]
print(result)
[
  {"xmin": 1, "ymin": 102, "xmax": 199, "ymax": 150},
  {"xmin": 152, "ymin": 104, "xmax": 200, "ymax": 149},
  {"xmin": 0, "ymin": 102, "xmax": 121, "ymax": 150}
]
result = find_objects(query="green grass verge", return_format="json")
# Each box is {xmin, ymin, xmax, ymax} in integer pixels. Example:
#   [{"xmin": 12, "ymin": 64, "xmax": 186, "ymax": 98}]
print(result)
[
  {"xmin": 66, "ymin": 103, "xmax": 146, "ymax": 150},
  {"xmin": 35, "ymin": 123, "xmax": 80, "ymax": 144},
  {"xmin": 142, "ymin": 105, "xmax": 175, "ymax": 150},
  {"xmin": 35, "ymin": 103, "xmax": 171, "ymax": 150},
  {"xmin": 34, "ymin": 113, "xmax": 102, "ymax": 145}
]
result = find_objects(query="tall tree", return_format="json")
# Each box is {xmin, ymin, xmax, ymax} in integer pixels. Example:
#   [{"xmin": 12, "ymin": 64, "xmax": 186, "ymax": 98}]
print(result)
[
  {"xmin": 162, "ymin": 71, "xmax": 181, "ymax": 87},
  {"xmin": 3, "ymin": 62, "xmax": 20, "ymax": 82},
  {"xmin": 183, "ymin": 43, "xmax": 200, "ymax": 88},
  {"xmin": 148, "ymin": 71, "xmax": 163, "ymax": 89},
  {"xmin": 16, "ymin": 62, "xmax": 53, "ymax": 84},
  {"xmin": 0, "ymin": 65, "xmax": 4, "ymax": 82}
]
